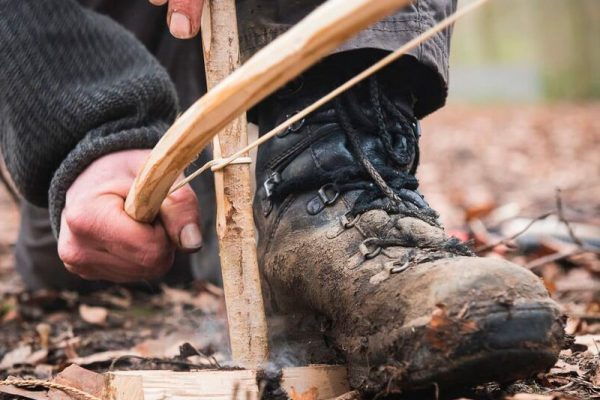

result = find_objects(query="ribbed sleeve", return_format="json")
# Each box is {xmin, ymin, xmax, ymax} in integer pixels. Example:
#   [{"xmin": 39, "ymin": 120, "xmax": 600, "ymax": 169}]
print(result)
[{"xmin": 0, "ymin": 0, "xmax": 178, "ymax": 235}]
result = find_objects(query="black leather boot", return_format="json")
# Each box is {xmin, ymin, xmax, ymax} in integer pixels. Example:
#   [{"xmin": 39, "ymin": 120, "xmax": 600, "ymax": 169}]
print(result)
[{"xmin": 253, "ymin": 58, "xmax": 564, "ymax": 394}]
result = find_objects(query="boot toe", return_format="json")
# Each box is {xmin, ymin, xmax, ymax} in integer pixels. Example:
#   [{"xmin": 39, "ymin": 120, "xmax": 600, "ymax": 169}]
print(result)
[{"xmin": 348, "ymin": 256, "xmax": 565, "ymax": 393}]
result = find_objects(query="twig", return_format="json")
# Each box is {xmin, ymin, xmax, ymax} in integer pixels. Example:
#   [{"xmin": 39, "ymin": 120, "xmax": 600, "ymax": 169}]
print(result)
[
  {"xmin": 0, "ymin": 378, "xmax": 101, "ymax": 400},
  {"xmin": 333, "ymin": 391, "xmax": 362, "ymax": 400},
  {"xmin": 108, "ymin": 355, "xmax": 219, "ymax": 371},
  {"xmin": 525, "ymin": 249, "xmax": 588, "ymax": 270},
  {"xmin": 475, "ymin": 212, "xmax": 553, "ymax": 253},
  {"xmin": 555, "ymin": 188, "xmax": 585, "ymax": 247}
]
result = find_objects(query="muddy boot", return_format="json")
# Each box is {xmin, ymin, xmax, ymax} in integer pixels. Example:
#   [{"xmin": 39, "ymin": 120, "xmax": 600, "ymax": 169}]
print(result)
[{"xmin": 253, "ymin": 60, "xmax": 565, "ymax": 394}]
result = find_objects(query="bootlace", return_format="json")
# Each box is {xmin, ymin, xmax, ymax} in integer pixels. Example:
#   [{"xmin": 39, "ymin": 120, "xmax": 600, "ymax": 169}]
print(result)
[{"xmin": 334, "ymin": 77, "xmax": 440, "ymax": 227}]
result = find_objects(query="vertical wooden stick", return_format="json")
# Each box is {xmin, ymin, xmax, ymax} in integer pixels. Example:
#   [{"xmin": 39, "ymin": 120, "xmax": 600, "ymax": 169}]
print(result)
[{"xmin": 200, "ymin": 0, "xmax": 269, "ymax": 367}]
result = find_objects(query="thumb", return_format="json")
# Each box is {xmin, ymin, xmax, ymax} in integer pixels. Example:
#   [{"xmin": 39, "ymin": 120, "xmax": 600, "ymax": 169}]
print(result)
[{"xmin": 159, "ymin": 183, "xmax": 203, "ymax": 252}]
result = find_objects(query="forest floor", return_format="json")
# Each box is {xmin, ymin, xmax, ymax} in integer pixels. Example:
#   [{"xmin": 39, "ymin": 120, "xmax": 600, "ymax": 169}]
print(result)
[{"xmin": 0, "ymin": 103, "xmax": 599, "ymax": 399}]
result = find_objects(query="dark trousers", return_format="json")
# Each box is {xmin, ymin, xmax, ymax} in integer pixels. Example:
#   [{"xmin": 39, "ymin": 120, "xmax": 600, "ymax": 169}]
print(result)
[{"xmin": 14, "ymin": 0, "xmax": 455, "ymax": 290}]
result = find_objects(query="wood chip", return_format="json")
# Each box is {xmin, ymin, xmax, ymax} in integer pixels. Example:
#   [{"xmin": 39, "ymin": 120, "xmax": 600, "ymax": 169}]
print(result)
[{"xmin": 78, "ymin": 304, "xmax": 108, "ymax": 326}]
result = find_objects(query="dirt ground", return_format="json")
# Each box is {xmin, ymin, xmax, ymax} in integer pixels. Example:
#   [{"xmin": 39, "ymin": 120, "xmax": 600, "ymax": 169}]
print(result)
[{"xmin": 0, "ymin": 103, "xmax": 599, "ymax": 399}]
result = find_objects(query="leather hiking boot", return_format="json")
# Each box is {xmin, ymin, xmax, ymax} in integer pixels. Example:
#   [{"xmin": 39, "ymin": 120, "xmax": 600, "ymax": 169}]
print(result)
[{"xmin": 253, "ymin": 61, "xmax": 565, "ymax": 394}]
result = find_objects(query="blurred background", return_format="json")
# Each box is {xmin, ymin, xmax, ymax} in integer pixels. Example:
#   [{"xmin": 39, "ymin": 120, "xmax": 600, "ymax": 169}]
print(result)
[
  {"xmin": 450, "ymin": 0, "xmax": 600, "ymax": 102},
  {"xmin": 420, "ymin": 0, "xmax": 600, "ymax": 229},
  {"xmin": 0, "ymin": 1, "xmax": 599, "ymax": 398}
]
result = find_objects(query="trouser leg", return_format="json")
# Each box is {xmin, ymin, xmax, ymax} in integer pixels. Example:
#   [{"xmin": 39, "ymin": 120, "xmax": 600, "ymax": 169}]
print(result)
[
  {"xmin": 237, "ymin": 0, "xmax": 456, "ymax": 118},
  {"xmin": 14, "ymin": 202, "xmax": 97, "ymax": 291}
]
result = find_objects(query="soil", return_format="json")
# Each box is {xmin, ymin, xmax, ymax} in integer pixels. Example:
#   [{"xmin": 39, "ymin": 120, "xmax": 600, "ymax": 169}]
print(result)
[{"xmin": 1, "ymin": 103, "xmax": 599, "ymax": 399}]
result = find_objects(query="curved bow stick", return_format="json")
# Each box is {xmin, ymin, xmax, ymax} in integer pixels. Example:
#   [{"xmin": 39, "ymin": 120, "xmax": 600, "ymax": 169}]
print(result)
[{"xmin": 124, "ymin": 0, "xmax": 412, "ymax": 221}]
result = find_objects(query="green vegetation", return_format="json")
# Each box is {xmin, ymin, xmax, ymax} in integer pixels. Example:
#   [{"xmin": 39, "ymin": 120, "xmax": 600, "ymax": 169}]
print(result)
[{"xmin": 451, "ymin": 0, "xmax": 600, "ymax": 100}]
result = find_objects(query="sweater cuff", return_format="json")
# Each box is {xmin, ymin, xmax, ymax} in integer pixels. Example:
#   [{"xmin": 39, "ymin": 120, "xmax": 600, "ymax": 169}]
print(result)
[{"xmin": 48, "ymin": 122, "xmax": 169, "ymax": 237}]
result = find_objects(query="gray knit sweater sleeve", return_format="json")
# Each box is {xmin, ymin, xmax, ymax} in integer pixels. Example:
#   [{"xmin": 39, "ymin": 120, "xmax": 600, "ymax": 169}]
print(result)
[{"xmin": 0, "ymin": 0, "xmax": 178, "ymax": 235}]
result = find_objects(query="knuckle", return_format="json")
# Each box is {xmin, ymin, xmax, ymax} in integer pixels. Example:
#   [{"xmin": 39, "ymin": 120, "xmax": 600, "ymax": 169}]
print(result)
[
  {"xmin": 64, "ymin": 207, "xmax": 93, "ymax": 234},
  {"xmin": 58, "ymin": 244, "xmax": 86, "ymax": 267}
]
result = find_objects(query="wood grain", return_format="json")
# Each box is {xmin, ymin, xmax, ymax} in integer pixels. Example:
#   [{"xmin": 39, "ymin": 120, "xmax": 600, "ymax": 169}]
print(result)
[
  {"xmin": 108, "ymin": 365, "xmax": 349, "ymax": 400},
  {"xmin": 124, "ymin": 0, "xmax": 411, "ymax": 221},
  {"xmin": 200, "ymin": 0, "xmax": 269, "ymax": 367}
]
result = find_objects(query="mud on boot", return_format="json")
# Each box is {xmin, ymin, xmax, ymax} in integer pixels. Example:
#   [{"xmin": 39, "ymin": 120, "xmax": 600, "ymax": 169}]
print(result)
[{"xmin": 253, "ymin": 59, "xmax": 565, "ymax": 394}]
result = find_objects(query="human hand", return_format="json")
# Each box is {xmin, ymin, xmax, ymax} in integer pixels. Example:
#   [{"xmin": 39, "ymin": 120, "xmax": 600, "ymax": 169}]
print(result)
[
  {"xmin": 149, "ymin": 0, "xmax": 204, "ymax": 39},
  {"xmin": 58, "ymin": 150, "xmax": 202, "ymax": 283}
]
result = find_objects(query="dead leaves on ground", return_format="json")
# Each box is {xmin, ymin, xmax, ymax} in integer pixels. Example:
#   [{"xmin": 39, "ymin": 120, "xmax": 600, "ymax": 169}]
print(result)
[
  {"xmin": 0, "ymin": 364, "xmax": 105, "ymax": 400},
  {"xmin": 0, "ymin": 284, "xmax": 226, "ymax": 386}
]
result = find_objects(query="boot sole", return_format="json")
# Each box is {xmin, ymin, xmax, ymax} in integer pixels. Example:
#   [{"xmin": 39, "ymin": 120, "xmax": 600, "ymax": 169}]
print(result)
[{"xmin": 357, "ymin": 303, "xmax": 564, "ymax": 393}]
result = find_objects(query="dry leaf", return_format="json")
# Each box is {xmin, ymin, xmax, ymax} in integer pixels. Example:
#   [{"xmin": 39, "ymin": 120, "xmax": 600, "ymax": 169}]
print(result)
[
  {"xmin": 0, "ymin": 385, "xmax": 49, "ymax": 400},
  {"xmin": 0, "ymin": 345, "xmax": 32, "ymax": 369},
  {"xmin": 78, "ymin": 304, "xmax": 108, "ymax": 326},
  {"xmin": 161, "ymin": 285, "xmax": 221, "ymax": 313},
  {"xmin": 507, "ymin": 395, "xmax": 555, "ymax": 400},
  {"xmin": 549, "ymin": 359, "xmax": 585, "ymax": 377},
  {"xmin": 574, "ymin": 334, "xmax": 600, "ymax": 355},
  {"xmin": 289, "ymin": 386, "xmax": 319, "ymax": 400},
  {"xmin": 49, "ymin": 364, "xmax": 105, "ymax": 400},
  {"xmin": 26, "ymin": 349, "xmax": 49, "ymax": 366}
]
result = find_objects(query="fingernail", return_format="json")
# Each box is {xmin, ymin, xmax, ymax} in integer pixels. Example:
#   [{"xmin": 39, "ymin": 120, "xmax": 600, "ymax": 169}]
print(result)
[
  {"xmin": 169, "ymin": 12, "xmax": 192, "ymax": 39},
  {"xmin": 180, "ymin": 223, "xmax": 203, "ymax": 250}
]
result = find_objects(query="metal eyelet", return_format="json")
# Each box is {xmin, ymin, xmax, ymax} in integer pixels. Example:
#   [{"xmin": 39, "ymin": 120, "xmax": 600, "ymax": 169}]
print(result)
[
  {"xmin": 318, "ymin": 183, "xmax": 340, "ymax": 206},
  {"xmin": 384, "ymin": 260, "xmax": 411, "ymax": 274},
  {"xmin": 359, "ymin": 238, "xmax": 382, "ymax": 260},
  {"xmin": 340, "ymin": 212, "xmax": 359, "ymax": 229},
  {"xmin": 412, "ymin": 120, "xmax": 421, "ymax": 138},
  {"xmin": 277, "ymin": 112, "xmax": 306, "ymax": 138},
  {"xmin": 263, "ymin": 172, "xmax": 282, "ymax": 198}
]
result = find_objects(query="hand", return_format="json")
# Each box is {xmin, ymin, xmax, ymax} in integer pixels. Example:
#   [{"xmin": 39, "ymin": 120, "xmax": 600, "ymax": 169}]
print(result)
[
  {"xmin": 57, "ymin": 150, "xmax": 202, "ymax": 283},
  {"xmin": 149, "ymin": 0, "xmax": 204, "ymax": 40}
]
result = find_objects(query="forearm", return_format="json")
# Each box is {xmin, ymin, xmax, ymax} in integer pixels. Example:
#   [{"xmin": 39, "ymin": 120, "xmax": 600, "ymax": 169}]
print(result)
[{"xmin": 0, "ymin": 0, "xmax": 178, "ymax": 233}]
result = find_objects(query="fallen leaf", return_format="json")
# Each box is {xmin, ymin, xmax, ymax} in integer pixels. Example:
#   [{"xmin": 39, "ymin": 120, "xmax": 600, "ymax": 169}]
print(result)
[
  {"xmin": 548, "ymin": 359, "xmax": 585, "ymax": 377},
  {"xmin": 592, "ymin": 366, "xmax": 600, "ymax": 387},
  {"xmin": 507, "ymin": 395, "xmax": 555, "ymax": 400},
  {"xmin": 49, "ymin": 364, "xmax": 105, "ymax": 400},
  {"xmin": 0, "ymin": 345, "xmax": 32, "ymax": 369},
  {"xmin": 78, "ymin": 304, "xmax": 108, "ymax": 326},
  {"xmin": 0, "ymin": 384, "xmax": 49, "ymax": 400},
  {"xmin": 574, "ymin": 334, "xmax": 600, "ymax": 355},
  {"xmin": 289, "ymin": 386, "xmax": 319, "ymax": 400},
  {"xmin": 161, "ymin": 285, "xmax": 221, "ymax": 313},
  {"xmin": 26, "ymin": 349, "xmax": 49, "ymax": 366}
]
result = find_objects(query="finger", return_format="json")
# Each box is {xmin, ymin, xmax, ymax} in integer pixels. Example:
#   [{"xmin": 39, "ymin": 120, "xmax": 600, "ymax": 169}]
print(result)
[
  {"xmin": 66, "ymin": 248, "xmax": 173, "ymax": 282},
  {"xmin": 167, "ymin": 0, "xmax": 203, "ymax": 39},
  {"xmin": 63, "ymin": 194, "xmax": 175, "ymax": 267},
  {"xmin": 149, "ymin": 0, "xmax": 168, "ymax": 5},
  {"xmin": 59, "ymin": 213, "xmax": 173, "ymax": 282},
  {"xmin": 159, "ymin": 183, "xmax": 202, "ymax": 252}
]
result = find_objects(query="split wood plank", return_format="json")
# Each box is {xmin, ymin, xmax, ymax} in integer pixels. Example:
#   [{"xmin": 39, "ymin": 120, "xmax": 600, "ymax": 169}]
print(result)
[
  {"xmin": 105, "ymin": 375, "xmax": 144, "ymax": 400},
  {"xmin": 108, "ymin": 365, "xmax": 349, "ymax": 400},
  {"xmin": 124, "ymin": 0, "xmax": 412, "ymax": 222},
  {"xmin": 200, "ymin": 0, "xmax": 269, "ymax": 367}
]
